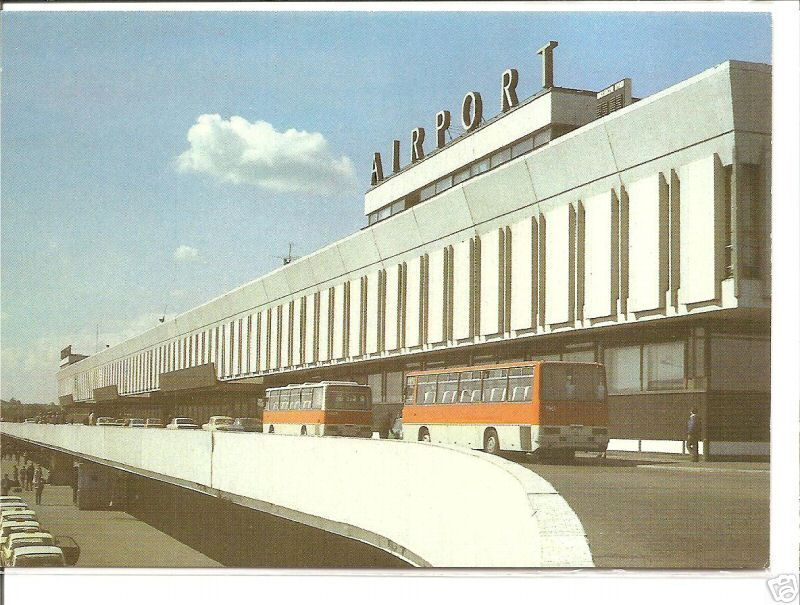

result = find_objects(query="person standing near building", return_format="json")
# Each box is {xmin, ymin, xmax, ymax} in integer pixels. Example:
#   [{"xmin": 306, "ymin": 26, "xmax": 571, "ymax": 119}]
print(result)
[
  {"xmin": 33, "ymin": 465, "xmax": 45, "ymax": 504},
  {"xmin": 25, "ymin": 462, "xmax": 34, "ymax": 491},
  {"xmin": 1, "ymin": 474, "xmax": 10, "ymax": 496},
  {"xmin": 687, "ymin": 408, "xmax": 702, "ymax": 462}
]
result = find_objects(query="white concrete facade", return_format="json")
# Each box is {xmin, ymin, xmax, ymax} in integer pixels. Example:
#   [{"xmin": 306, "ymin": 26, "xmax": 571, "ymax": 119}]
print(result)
[{"xmin": 58, "ymin": 61, "xmax": 771, "ymax": 417}]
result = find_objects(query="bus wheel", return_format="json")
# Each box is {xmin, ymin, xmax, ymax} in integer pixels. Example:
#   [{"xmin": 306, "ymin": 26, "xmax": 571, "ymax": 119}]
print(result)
[
  {"xmin": 268, "ymin": 425, "xmax": 274, "ymax": 434},
  {"xmin": 300, "ymin": 426, "xmax": 307, "ymax": 436},
  {"xmin": 418, "ymin": 428, "xmax": 431, "ymax": 442},
  {"xmin": 483, "ymin": 429, "xmax": 500, "ymax": 455}
]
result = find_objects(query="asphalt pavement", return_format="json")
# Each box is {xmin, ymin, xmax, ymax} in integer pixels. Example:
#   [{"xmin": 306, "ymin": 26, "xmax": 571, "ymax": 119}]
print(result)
[{"xmin": 517, "ymin": 451, "xmax": 769, "ymax": 569}]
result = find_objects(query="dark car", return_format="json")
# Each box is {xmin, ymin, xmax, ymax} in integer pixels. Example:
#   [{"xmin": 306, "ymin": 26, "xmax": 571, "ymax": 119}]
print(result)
[{"xmin": 221, "ymin": 418, "xmax": 263, "ymax": 433}]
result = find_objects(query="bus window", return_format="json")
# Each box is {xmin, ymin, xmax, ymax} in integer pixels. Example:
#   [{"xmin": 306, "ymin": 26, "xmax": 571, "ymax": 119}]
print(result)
[
  {"xmin": 327, "ymin": 388, "xmax": 371, "ymax": 411},
  {"xmin": 404, "ymin": 375, "xmax": 417, "ymax": 405},
  {"xmin": 417, "ymin": 375, "xmax": 437, "ymax": 405},
  {"xmin": 289, "ymin": 389, "xmax": 302, "ymax": 410},
  {"xmin": 279, "ymin": 390, "xmax": 290, "ymax": 410},
  {"xmin": 437, "ymin": 373, "xmax": 460, "ymax": 404},
  {"xmin": 541, "ymin": 364, "xmax": 606, "ymax": 402},
  {"xmin": 508, "ymin": 367, "xmax": 534, "ymax": 402},
  {"xmin": 312, "ymin": 387, "xmax": 324, "ymax": 409},
  {"xmin": 301, "ymin": 388, "xmax": 314, "ymax": 410},
  {"xmin": 482, "ymin": 369, "xmax": 509, "ymax": 402},
  {"xmin": 459, "ymin": 371, "xmax": 482, "ymax": 403}
]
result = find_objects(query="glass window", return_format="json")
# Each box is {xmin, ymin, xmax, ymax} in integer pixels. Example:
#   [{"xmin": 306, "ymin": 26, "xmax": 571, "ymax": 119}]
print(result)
[
  {"xmin": 404, "ymin": 375, "xmax": 417, "ymax": 405},
  {"xmin": 563, "ymin": 349, "xmax": 595, "ymax": 362},
  {"xmin": 385, "ymin": 372, "xmax": 404, "ymax": 403},
  {"xmin": 312, "ymin": 387, "xmax": 324, "ymax": 410},
  {"xmin": 458, "ymin": 371, "xmax": 482, "ymax": 403},
  {"xmin": 511, "ymin": 137, "xmax": 534, "ymax": 158},
  {"xmin": 541, "ymin": 364, "xmax": 606, "ymax": 402},
  {"xmin": 367, "ymin": 373, "xmax": 384, "ymax": 403},
  {"xmin": 301, "ymin": 388, "xmax": 314, "ymax": 410},
  {"xmin": 508, "ymin": 367, "xmax": 535, "ymax": 401},
  {"xmin": 420, "ymin": 184, "xmax": 436, "ymax": 201},
  {"xmin": 416, "ymin": 375, "xmax": 437, "ymax": 405},
  {"xmin": 708, "ymin": 336, "xmax": 770, "ymax": 391},
  {"xmin": 368, "ymin": 213, "xmax": 378, "ymax": 226},
  {"xmin": 326, "ymin": 387, "xmax": 371, "ymax": 411},
  {"xmin": 279, "ymin": 390, "xmax": 290, "ymax": 410},
  {"xmin": 490, "ymin": 147, "xmax": 511, "ymax": 168},
  {"xmin": 604, "ymin": 346, "xmax": 641, "ymax": 394},
  {"xmin": 377, "ymin": 205, "xmax": 391, "ymax": 221},
  {"xmin": 482, "ymin": 369, "xmax": 509, "ymax": 402},
  {"xmin": 391, "ymin": 199, "xmax": 405, "ymax": 215},
  {"xmin": 470, "ymin": 158, "xmax": 490, "ymax": 177},
  {"xmin": 436, "ymin": 373, "xmax": 460, "ymax": 404},
  {"xmin": 643, "ymin": 341, "xmax": 686, "ymax": 391},
  {"xmin": 289, "ymin": 389, "xmax": 302, "ymax": 410},
  {"xmin": 435, "ymin": 175, "xmax": 453, "ymax": 194},
  {"xmin": 453, "ymin": 168, "xmax": 470, "ymax": 185}
]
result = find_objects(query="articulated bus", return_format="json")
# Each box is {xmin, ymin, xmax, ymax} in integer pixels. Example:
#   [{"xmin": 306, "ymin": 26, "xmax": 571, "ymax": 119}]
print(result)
[
  {"xmin": 262, "ymin": 381, "xmax": 373, "ymax": 438},
  {"xmin": 401, "ymin": 361, "xmax": 609, "ymax": 457}
]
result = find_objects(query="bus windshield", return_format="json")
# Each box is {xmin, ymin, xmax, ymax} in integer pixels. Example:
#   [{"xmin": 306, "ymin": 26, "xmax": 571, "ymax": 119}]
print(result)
[
  {"xmin": 541, "ymin": 364, "xmax": 606, "ymax": 402},
  {"xmin": 326, "ymin": 388, "xmax": 371, "ymax": 411}
]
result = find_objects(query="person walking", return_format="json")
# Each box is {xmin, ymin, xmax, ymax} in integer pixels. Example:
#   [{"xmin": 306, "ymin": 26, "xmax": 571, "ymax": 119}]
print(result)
[
  {"xmin": 33, "ymin": 465, "xmax": 45, "ymax": 504},
  {"xmin": 12, "ymin": 465, "xmax": 20, "ymax": 489},
  {"xmin": 70, "ymin": 464, "xmax": 79, "ymax": 505},
  {"xmin": 1, "ymin": 474, "xmax": 10, "ymax": 496},
  {"xmin": 25, "ymin": 462, "xmax": 34, "ymax": 491},
  {"xmin": 687, "ymin": 408, "xmax": 702, "ymax": 463}
]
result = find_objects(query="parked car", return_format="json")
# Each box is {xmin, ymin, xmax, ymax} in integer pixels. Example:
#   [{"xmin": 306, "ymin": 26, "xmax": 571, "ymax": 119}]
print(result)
[
  {"xmin": 54, "ymin": 535, "xmax": 80, "ymax": 566},
  {"xmin": 23, "ymin": 418, "xmax": 37, "ymax": 424},
  {"xmin": 1, "ymin": 531, "xmax": 54, "ymax": 565},
  {"xmin": 145, "ymin": 418, "xmax": 164, "ymax": 428},
  {"xmin": 0, "ymin": 502, "xmax": 29, "ymax": 514},
  {"xmin": 165, "ymin": 417, "xmax": 199, "ymax": 430},
  {"xmin": 0, "ymin": 496, "xmax": 27, "ymax": 508},
  {"xmin": 126, "ymin": 418, "xmax": 146, "ymax": 428},
  {"xmin": 95, "ymin": 417, "xmax": 117, "ymax": 426},
  {"xmin": 0, "ymin": 509, "xmax": 37, "ymax": 524},
  {"xmin": 1, "ymin": 520, "xmax": 41, "ymax": 547},
  {"xmin": 221, "ymin": 417, "xmax": 264, "ymax": 433},
  {"xmin": 202, "ymin": 416, "xmax": 234, "ymax": 431},
  {"xmin": 8, "ymin": 545, "xmax": 65, "ymax": 567}
]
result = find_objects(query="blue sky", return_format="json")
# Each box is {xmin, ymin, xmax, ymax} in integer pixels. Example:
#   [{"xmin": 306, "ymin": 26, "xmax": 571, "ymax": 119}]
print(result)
[{"xmin": 0, "ymin": 9, "xmax": 771, "ymax": 403}]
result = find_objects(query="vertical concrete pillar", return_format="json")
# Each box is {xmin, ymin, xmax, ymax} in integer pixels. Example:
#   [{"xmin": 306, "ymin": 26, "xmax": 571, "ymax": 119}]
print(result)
[
  {"xmin": 76, "ymin": 462, "xmax": 114, "ymax": 510},
  {"xmin": 49, "ymin": 453, "xmax": 74, "ymax": 486}
]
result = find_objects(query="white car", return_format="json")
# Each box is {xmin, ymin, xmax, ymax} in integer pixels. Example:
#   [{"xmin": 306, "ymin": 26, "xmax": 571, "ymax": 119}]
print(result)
[
  {"xmin": 1, "ymin": 531, "xmax": 54, "ymax": 565},
  {"xmin": 95, "ymin": 417, "xmax": 117, "ymax": 426},
  {"xmin": 1, "ymin": 520, "xmax": 41, "ymax": 547},
  {"xmin": 127, "ymin": 418, "xmax": 146, "ymax": 428},
  {"xmin": 202, "ymin": 416, "xmax": 234, "ymax": 431},
  {"xmin": 0, "ymin": 496, "xmax": 27, "ymax": 508},
  {"xmin": 166, "ymin": 417, "xmax": 199, "ymax": 430},
  {"xmin": 1, "ymin": 509, "xmax": 37, "ymax": 524},
  {"xmin": 0, "ymin": 502, "xmax": 29, "ymax": 515},
  {"xmin": 9, "ymin": 545, "xmax": 65, "ymax": 567}
]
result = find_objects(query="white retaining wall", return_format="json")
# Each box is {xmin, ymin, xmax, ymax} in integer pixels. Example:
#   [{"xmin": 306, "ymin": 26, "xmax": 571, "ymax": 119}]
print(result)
[{"xmin": 0, "ymin": 423, "xmax": 592, "ymax": 568}]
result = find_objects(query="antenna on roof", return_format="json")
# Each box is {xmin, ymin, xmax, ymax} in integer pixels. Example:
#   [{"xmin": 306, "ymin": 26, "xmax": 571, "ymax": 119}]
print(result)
[{"xmin": 271, "ymin": 243, "xmax": 299, "ymax": 266}]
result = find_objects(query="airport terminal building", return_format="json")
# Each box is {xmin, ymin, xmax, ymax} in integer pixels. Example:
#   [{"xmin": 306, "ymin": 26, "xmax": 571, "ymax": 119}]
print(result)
[{"xmin": 57, "ymin": 56, "xmax": 771, "ymax": 458}]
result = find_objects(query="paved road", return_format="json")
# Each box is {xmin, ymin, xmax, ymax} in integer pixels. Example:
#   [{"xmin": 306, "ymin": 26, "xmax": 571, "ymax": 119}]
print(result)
[{"xmin": 517, "ymin": 452, "xmax": 769, "ymax": 569}]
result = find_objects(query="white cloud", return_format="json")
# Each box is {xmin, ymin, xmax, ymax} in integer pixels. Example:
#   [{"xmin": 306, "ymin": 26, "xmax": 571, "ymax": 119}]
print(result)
[
  {"xmin": 1, "ymin": 311, "xmax": 176, "ymax": 405},
  {"xmin": 175, "ymin": 114, "xmax": 357, "ymax": 195},
  {"xmin": 174, "ymin": 245, "xmax": 200, "ymax": 262}
]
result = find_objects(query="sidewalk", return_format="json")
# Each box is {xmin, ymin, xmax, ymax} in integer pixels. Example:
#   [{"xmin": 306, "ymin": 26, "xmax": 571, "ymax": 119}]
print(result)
[{"xmin": 598, "ymin": 450, "xmax": 770, "ymax": 472}]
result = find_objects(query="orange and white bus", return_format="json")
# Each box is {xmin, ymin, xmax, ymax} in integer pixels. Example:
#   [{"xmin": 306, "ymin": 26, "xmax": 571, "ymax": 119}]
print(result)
[
  {"xmin": 262, "ymin": 381, "xmax": 373, "ymax": 438},
  {"xmin": 401, "ymin": 361, "xmax": 609, "ymax": 457}
]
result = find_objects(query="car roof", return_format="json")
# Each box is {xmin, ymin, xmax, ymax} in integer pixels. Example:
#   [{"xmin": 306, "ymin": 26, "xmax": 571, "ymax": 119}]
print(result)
[
  {"xmin": 13, "ymin": 545, "xmax": 63, "ymax": 556},
  {"xmin": 1, "ymin": 509, "xmax": 36, "ymax": 517},
  {"xmin": 2, "ymin": 520, "xmax": 40, "ymax": 527},
  {"xmin": 0, "ymin": 496, "xmax": 26, "ymax": 503},
  {"xmin": 8, "ymin": 531, "xmax": 53, "ymax": 541}
]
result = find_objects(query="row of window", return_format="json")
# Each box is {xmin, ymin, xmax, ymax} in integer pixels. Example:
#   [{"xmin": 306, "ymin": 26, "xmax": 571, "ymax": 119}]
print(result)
[
  {"xmin": 367, "ymin": 133, "xmax": 541, "ymax": 226},
  {"xmin": 409, "ymin": 367, "xmax": 535, "ymax": 405}
]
